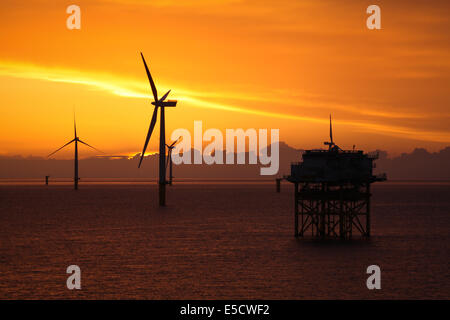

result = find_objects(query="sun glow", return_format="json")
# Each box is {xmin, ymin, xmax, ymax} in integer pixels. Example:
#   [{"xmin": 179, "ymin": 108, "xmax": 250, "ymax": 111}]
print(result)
[
  {"xmin": 1, "ymin": 60, "xmax": 449, "ymax": 148},
  {"xmin": 0, "ymin": 0, "xmax": 449, "ymax": 157}
]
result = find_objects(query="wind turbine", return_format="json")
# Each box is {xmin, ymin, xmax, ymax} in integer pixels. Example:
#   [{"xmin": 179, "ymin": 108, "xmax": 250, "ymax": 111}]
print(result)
[
  {"xmin": 324, "ymin": 114, "xmax": 340, "ymax": 151},
  {"xmin": 48, "ymin": 115, "xmax": 101, "ymax": 190},
  {"xmin": 138, "ymin": 52, "xmax": 177, "ymax": 206},
  {"xmin": 166, "ymin": 137, "xmax": 180, "ymax": 186}
]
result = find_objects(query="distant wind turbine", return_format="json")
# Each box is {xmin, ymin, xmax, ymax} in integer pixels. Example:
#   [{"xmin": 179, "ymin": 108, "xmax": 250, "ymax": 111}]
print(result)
[
  {"xmin": 324, "ymin": 114, "xmax": 341, "ymax": 151},
  {"xmin": 166, "ymin": 137, "xmax": 181, "ymax": 186},
  {"xmin": 138, "ymin": 52, "xmax": 178, "ymax": 206},
  {"xmin": 48, "ymin": 114, "xmax": 102, "ymax": 190}
]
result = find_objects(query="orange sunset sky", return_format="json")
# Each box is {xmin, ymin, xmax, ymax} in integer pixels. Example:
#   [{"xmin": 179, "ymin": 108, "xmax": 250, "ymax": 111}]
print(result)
[{"xmin": 0, "ymin": 0, "xmax": 449, "ymax": 158}]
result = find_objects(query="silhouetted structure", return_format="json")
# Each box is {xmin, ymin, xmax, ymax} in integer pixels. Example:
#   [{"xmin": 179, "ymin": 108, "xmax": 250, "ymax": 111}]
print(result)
[
  {"xmin": 287, "ymin": 116, "xmax": 386, "ymax": 239},
  {"xmin": 166, "ymin": 137, "xmax": 180, "ymax": 186},
  {"xmin": 138, "ymin": 53, "xmax": 178, "ymax": 206},
  {"xmin": 45, "ymin": 175, "xmax": 49, "ymax": 185},
  {"xmin": 275, "ymin": 178, "xmax": 283, "ymax": 193},
  {"xmin": 48, "ymin": 114, "xmax": 101, "ymax": 190}
]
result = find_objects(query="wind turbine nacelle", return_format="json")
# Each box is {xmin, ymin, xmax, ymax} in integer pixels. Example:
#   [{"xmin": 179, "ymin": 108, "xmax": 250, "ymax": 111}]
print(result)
[{"xmin": 152, "ymin": 100, "xmax": 178, "ymax": 107}]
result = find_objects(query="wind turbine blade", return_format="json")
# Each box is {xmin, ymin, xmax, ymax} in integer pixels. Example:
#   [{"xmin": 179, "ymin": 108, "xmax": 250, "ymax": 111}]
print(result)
[
  {"xmin": 48, "ymin": 139, "xmax": 75, "ymax": 157},
  {"xmin": 78, "ymin": 139, "xmax": 103, "ymax": 153},
  {"xmin": 159, "ymin": 90, "xmax": 171, "ymax": 103},
  {"xmin": 74, "ymin": 111, "xmax": 77, "ymax": 138},
  {"xmin": 138, "ymin": 107, "xmax": 158, "ymax": 168},
  {"xmin": 169, "ymin": 136, "xmax": 181, "ymax": 148},
  {"xmin": 140, "ymin": 52, "xmax": 158, "ymax": 102},
  {"xmin": 329, "ymin": 114, "xmax": 333, "ymax": 144}
]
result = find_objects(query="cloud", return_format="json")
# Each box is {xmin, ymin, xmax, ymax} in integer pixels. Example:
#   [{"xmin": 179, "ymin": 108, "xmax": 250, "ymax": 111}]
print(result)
[
  {"xmin": 0, "ymin": 60, "xmax": 449, "ymax": 143},
  {"xmin": 100, "ymin": 0, "xmax": 243, "ymax": 8}
]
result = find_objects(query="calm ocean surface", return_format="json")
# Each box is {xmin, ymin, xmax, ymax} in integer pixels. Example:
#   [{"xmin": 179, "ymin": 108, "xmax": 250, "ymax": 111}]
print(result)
[{"xmin": 0, "ymin": 182, "xmax": 449, "ymax": 299}]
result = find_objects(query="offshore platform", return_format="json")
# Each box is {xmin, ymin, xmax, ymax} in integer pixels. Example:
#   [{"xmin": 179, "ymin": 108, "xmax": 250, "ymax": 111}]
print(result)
[{"xmin": 286, "ymin": 116, "xmax": 386, "ymax": 239}]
